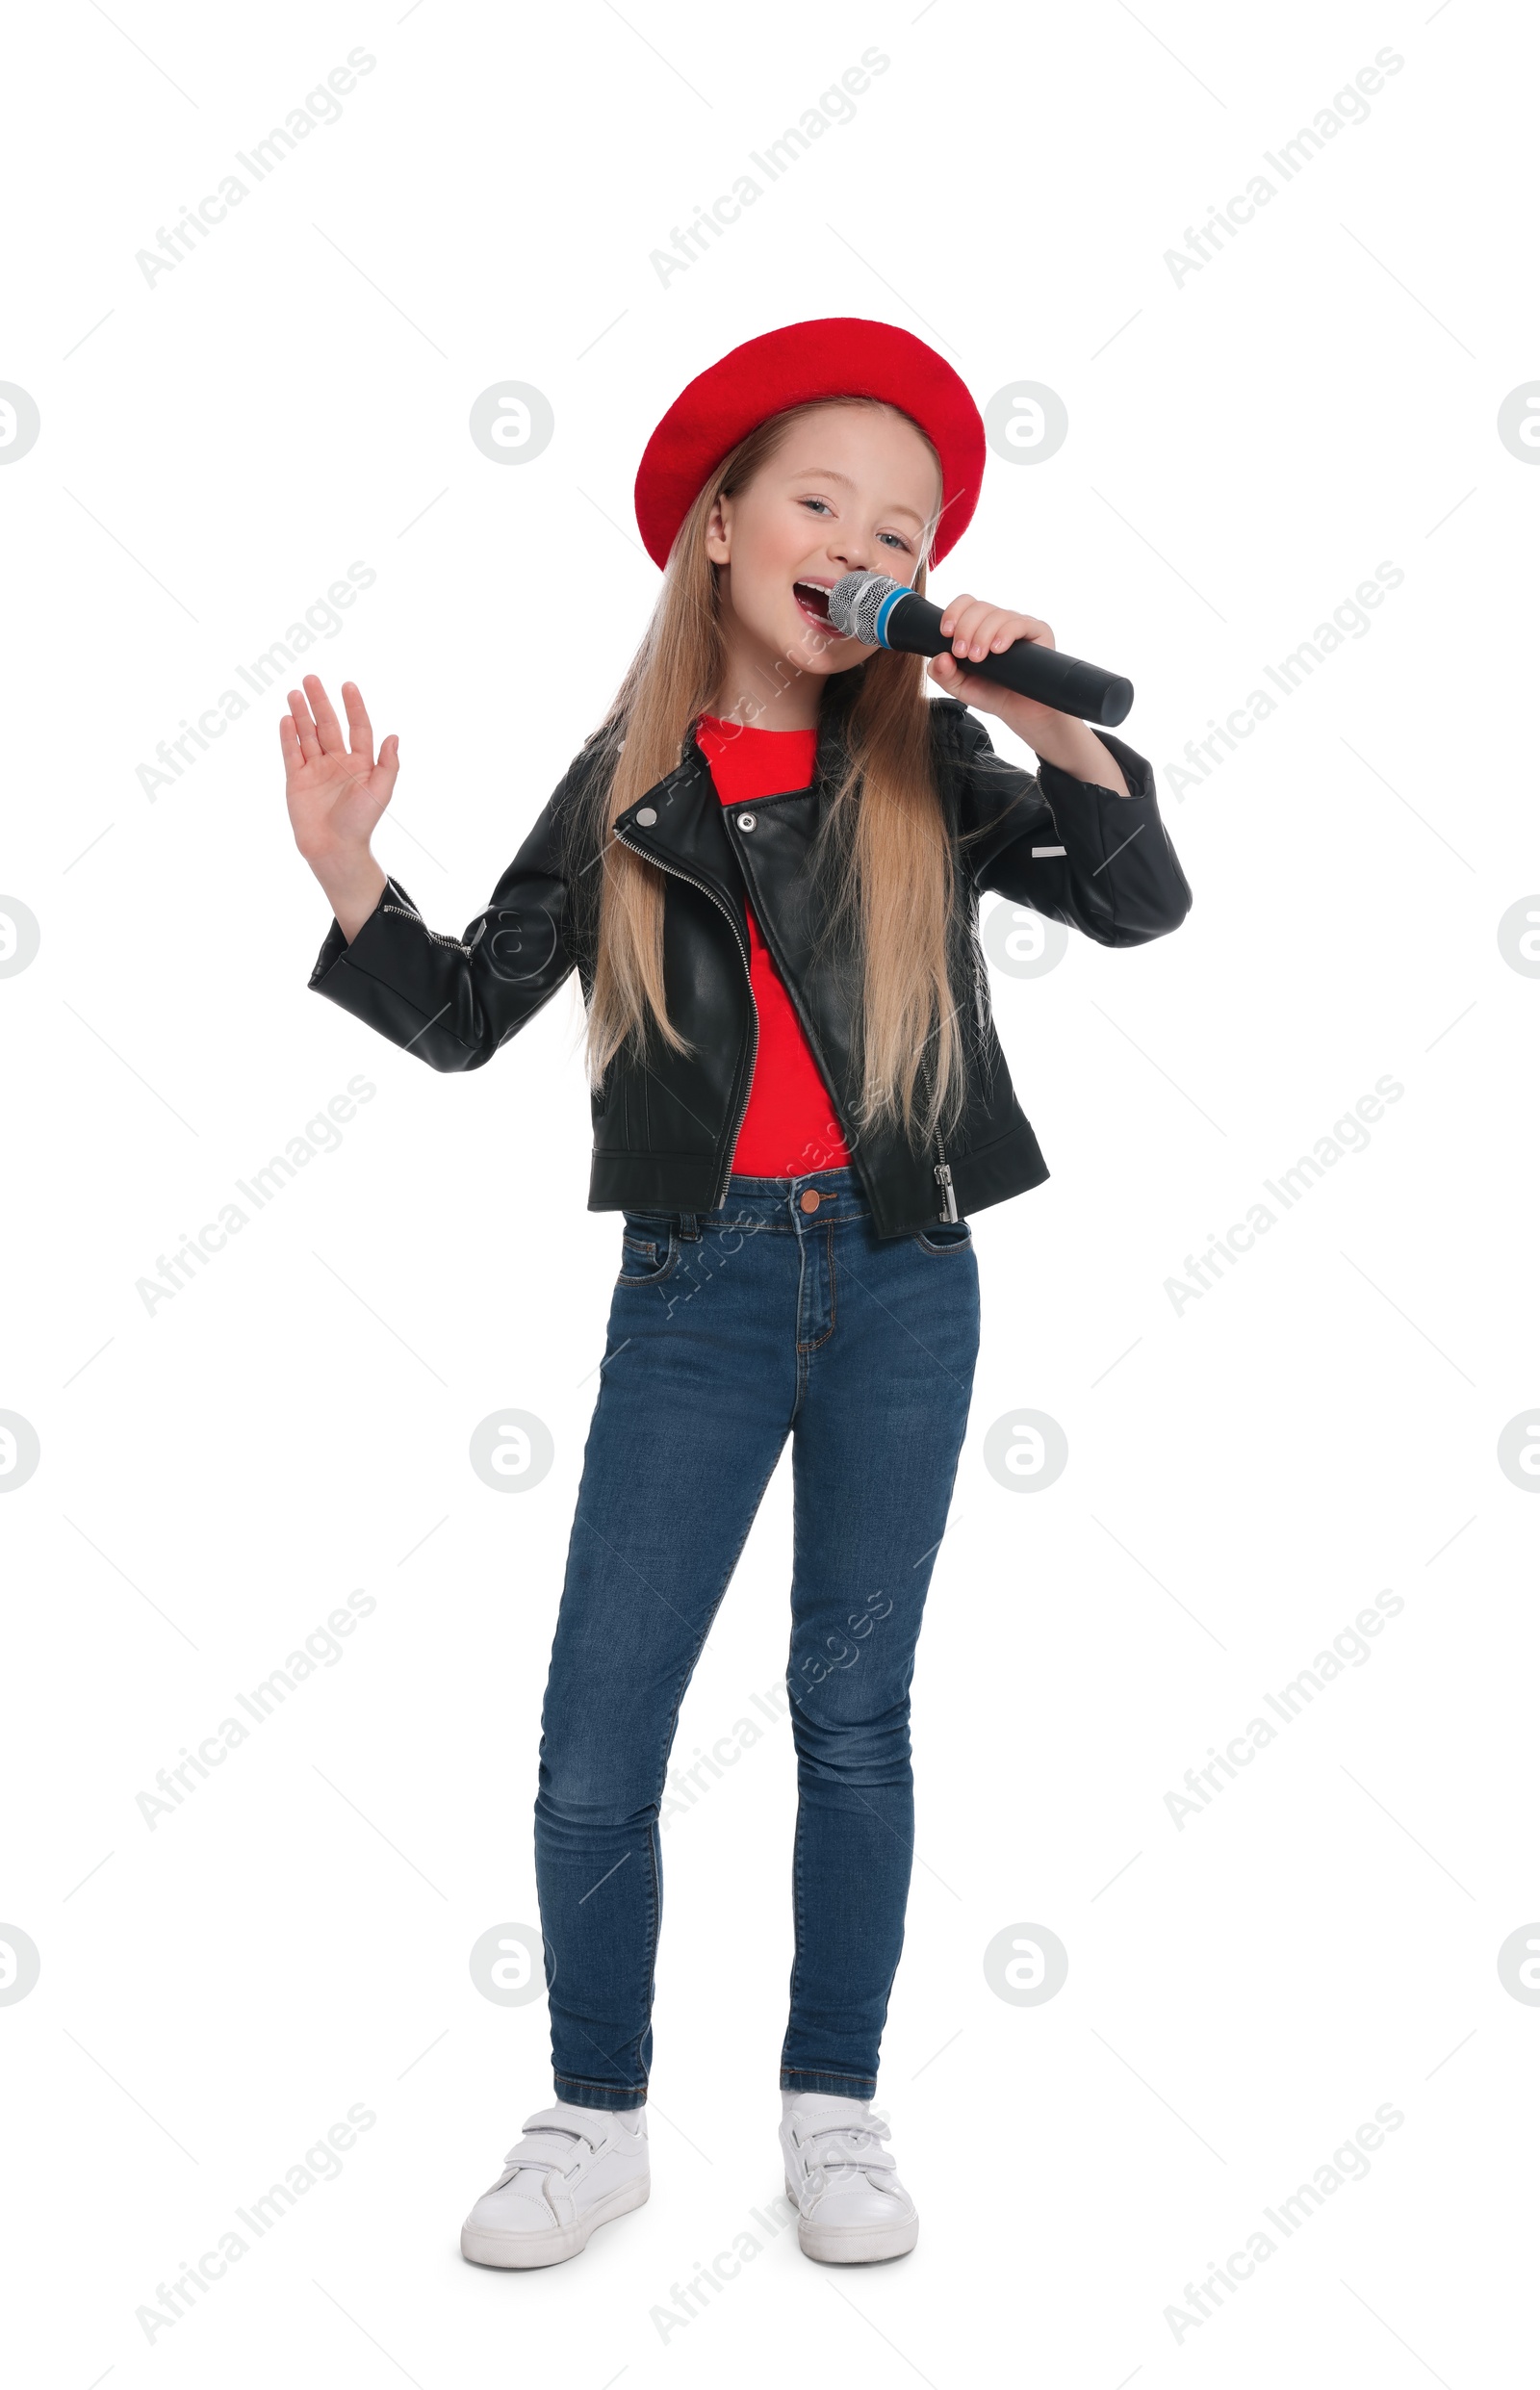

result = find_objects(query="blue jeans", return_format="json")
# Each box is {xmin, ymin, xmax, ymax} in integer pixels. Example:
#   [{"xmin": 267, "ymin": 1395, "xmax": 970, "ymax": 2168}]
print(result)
[{"xmin": 533, "ymin": 1165, "xmax": 980, "ymax": 2109}]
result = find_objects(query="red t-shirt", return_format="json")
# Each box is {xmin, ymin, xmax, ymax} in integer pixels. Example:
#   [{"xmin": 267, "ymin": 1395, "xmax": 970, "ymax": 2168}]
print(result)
[{"xmin": 694, "ymin": 712, "xmax": 852, "ymax": 1175}]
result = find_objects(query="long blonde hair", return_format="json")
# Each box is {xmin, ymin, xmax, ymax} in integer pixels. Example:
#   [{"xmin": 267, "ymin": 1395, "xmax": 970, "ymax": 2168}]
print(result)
[{"xmin": 569, "ymin": 397, "xmax": 975, "ymax": 1152}]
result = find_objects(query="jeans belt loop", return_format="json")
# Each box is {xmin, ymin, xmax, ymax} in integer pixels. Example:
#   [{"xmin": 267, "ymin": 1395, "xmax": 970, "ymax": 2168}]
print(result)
[{"xmin": 677, "ymin": 1210, "xmax": 700, "ymax": 1241}]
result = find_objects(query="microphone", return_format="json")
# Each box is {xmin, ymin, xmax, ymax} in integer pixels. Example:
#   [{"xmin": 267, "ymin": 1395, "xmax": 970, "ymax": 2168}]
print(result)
[{"xmin": 826, "ymin": 571, "xmax": 1134, "ymax": 728}]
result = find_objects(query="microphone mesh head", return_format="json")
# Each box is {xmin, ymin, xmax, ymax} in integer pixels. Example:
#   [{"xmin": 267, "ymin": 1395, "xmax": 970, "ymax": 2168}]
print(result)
[{"xmin": 828, "ymin": 570, "xmax": 907, "ymax": 645}]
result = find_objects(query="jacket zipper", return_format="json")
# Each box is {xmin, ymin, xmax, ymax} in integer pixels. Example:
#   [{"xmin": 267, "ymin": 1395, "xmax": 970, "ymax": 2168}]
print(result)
[
  {"xmin": 712, "ymin": 811, "xmax": 948, "ymax": 1229},
  {"xmin": 706, "ymin": 791, "xmax": 881, "ymax": 1196},
  {"xmin": 612, "ymin": 825, "xmax": 759, "ymax": 1209},
  {"xmin": 382, "ymin": 903, "xmax": 473, "ymax": 955},
  {"xmin": 934, "ymin": 1136, "xmax": 958, "ymax": 1222}
]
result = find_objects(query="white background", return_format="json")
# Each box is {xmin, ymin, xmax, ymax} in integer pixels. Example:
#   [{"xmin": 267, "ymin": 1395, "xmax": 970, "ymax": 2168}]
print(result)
[{"xmin": 3, "ymin": 1, "xmax": 1535, "ymax": 2381}]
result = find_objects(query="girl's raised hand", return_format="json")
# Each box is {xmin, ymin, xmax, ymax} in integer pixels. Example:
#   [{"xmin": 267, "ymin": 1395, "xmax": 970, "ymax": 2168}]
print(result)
[{"xmin": 281, "ymin": 676, "xmax": 399, "ymax": 862}]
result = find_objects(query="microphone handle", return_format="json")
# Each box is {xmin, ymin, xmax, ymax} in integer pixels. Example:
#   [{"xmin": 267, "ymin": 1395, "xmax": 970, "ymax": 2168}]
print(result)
[{"xmin": 882, "ymin": 590, "xmax": 1134, "ymax": 728}]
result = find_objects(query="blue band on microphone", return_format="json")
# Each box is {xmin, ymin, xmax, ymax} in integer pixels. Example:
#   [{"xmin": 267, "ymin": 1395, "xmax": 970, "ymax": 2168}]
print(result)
[{"xmin": 873, "ymin": 585, "xmax": 908, "ymax": 648}]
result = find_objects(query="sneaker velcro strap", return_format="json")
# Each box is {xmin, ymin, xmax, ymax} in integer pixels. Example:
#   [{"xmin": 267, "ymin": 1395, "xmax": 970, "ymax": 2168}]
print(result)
[
  {"xmin": 804, "ymin": 2129, "xmax": 897, "ymax": 2171},
  {"xmin": 494, "ymin": 2110, "xmax": 600, "ymax": 2186}
]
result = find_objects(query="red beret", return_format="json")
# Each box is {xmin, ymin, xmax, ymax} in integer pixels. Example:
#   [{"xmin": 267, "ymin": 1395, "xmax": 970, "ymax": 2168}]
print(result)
[{"xmin": 633, "ymin": 316, "xmax": 986, "ymax": 572}]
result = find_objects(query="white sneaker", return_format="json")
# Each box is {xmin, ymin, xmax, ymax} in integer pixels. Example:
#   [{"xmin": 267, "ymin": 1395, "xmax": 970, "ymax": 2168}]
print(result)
[
  {"xmin": 780, "ymin": 2094, "xmax": 918, "ymax": 2263},
  {"xmin": 460, "ymin": 2102, "xmax": 650, "ymax": 2269}
]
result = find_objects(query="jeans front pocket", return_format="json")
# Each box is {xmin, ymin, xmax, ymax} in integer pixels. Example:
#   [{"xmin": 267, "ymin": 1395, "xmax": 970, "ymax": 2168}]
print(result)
[
  {"xmin": 616, "ymin": 1219, "xmax": 680, "ymax": 1288},
  {"xmin": 911, "ymin": 1220, "xmax": 974, "ymax": 1256}
]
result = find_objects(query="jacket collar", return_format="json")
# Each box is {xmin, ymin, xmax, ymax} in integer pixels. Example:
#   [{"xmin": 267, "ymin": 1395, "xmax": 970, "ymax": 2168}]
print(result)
[{"xmin": 609, "ymin": 674, "xmax": 860, "ymax": 902}]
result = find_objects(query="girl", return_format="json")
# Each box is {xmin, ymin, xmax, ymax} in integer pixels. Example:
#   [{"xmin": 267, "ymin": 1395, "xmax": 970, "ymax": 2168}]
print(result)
[{"xmin": 283, "ymin": 317, "xmax": 1192, "ymax": 2271}]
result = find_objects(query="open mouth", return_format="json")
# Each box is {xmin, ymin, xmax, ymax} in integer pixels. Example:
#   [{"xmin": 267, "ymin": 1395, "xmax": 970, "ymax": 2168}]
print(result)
[{"xmin": 793, "ymin": 580, "xmax": 834, "ymax": 627}]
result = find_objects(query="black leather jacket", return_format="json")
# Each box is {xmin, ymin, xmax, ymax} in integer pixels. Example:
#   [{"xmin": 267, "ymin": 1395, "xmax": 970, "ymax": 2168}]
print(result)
[{"xmin": 307, "ymin": 687, "xmax": 1192, "ymax": 1240}]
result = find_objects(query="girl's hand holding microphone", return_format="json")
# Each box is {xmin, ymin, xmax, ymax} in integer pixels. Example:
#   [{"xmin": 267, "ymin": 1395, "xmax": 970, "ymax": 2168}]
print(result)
[
  {"xmin": 281, "ymin": 674, "xmax": 398, "ymax": 941},
  {"xmin": 926, "ymin": 597, "xmax": 1129, "ymax": 796}
]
